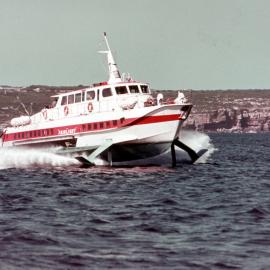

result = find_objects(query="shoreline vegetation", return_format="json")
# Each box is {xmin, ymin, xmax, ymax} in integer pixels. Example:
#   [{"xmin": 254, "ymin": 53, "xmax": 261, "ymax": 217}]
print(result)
[{"xmin": 0, "ymin": 85, "xmax": 269, "ymax": 133}]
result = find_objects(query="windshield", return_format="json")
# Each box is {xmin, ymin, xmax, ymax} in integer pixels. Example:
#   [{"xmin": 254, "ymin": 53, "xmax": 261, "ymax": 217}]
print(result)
[
  {"xmin": 140, "ymin": 85, "xmax": 149, "ymax": 93},
  {"xmin": 129, "ymin": 85, "xmax": 140, "ymax": 93},
  {"xmin": 115, "ymin": 86, "xmax": 128, "ymax": 95}
]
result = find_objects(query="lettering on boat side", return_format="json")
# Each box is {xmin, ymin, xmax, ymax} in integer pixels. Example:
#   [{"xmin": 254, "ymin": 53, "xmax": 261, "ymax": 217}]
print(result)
[{"xmin": 58, "ymin": 128, "xmax": 76, "ymax": 135}]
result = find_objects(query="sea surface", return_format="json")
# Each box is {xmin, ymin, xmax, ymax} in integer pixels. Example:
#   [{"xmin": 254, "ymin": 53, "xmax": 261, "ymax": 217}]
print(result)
[{"xmin": 0, "ymin": 132, "xmax": 269, "ymax": 270}]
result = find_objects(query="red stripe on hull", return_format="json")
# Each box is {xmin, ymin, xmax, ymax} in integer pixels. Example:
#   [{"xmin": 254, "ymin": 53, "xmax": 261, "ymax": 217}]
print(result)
[{"xmin": 3, "ymin": 114, "xmax": 181, "ymax": 143}]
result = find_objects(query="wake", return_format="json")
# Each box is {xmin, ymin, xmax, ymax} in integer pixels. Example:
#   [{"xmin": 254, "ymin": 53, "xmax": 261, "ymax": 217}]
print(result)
[{"xmin": 0, "ymin": 148, "xmax": 79, "ymax": 170}]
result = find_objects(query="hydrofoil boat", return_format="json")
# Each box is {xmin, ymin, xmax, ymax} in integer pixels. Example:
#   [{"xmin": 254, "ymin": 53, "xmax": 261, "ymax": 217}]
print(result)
[{"xmin": 0, "ymin": 33, "xmax": 207, "ymax": 166}]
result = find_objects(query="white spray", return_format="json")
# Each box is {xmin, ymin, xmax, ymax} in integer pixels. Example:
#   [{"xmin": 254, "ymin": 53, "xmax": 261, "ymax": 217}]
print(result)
[
  {"xmin": 0, "ymin": 148, "xmax": 79, "ymax": 170},
  {"xmin": 178, "ymin": 130, "xmax": 216, "ymax": 163}
]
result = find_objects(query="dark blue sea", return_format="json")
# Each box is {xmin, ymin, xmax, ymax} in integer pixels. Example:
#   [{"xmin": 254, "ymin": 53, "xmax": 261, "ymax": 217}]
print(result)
[{"xmin": 0, "ymin": 132, "xmax": 269, "ymax": 270}]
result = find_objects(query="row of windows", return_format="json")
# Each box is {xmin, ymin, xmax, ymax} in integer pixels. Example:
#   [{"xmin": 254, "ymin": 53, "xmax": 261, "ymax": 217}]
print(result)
[
  {"xmin": 101, "ymin": 85, "xmax": 148, "ymax": 98},
  {"xmin": 8, "ymin": 119, "xmax": 124, "ymax": 141},
  {"xmin": 61, "ymin": 92, "xmax": 86, "ymax": 106},
  {"xmin": 82, "ymin": 119, "xmax": 120, "ymax": 131},
  {"xmin": 13, "ymin": 129, "xmax": 54, "ymax": 140},
  {"xmin": 59, "ymin": 85, "xmax": 149, "ymax": 106}
]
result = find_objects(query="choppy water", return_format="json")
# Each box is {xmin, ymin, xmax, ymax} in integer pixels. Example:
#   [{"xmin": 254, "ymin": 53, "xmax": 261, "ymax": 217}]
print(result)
[{"xmin": 0, "ymin": 132, "xmax": 269, "ymax": 269}]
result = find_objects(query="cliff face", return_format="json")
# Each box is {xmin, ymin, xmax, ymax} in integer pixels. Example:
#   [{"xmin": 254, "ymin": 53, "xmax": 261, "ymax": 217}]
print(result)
[
  {"xmin": 186, "ymin": 108, "xmax": 270, "ymax": 133},
  {"xmin": 0, "ymin": 86, "xmax": 270, "ymax": 133},
  {"xmin": 160, "ymin": 90, "xmax": 270, "ymax": 133}
]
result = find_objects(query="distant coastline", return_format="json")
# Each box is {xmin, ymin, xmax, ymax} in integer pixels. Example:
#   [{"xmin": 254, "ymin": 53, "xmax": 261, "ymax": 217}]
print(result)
[{"xmin": 1, "ymin": 85, "xmax": 269, "ymax": 133}]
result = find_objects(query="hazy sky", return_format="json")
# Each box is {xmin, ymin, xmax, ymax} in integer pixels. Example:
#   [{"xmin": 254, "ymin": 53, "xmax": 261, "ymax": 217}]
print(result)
[{"xmin": 0, "ymin": 0, "xmax": 270, "ymax": 90}]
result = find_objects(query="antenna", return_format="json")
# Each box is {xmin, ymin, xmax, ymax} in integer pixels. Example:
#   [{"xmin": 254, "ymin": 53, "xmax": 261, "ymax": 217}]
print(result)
[
  {"xmin": 103, "ymin": 32, "xmax": 111, "ymax": 51},
  {"xmin": 98, "ymin": 32, "xmax": 122, "ymax": 84}
]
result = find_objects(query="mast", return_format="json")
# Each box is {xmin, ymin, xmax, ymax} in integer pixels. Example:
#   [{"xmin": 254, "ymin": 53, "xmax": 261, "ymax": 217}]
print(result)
[{"xmin": 99, "ymin": 32, "xmax": 122, "ymax": 84}]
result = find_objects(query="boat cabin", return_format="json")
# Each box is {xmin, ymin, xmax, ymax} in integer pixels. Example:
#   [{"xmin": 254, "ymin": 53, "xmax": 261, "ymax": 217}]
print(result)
[
  {"xmin": 31, "ymin": 82, "xmax": 153, "ymax": 123},
  {"xmin": 53, "ymin": 82, "xmax": 150, "ymax": 108},
  {"xmin": 51, "ymin": 82, "xmax": 151, "ymax": 113}
]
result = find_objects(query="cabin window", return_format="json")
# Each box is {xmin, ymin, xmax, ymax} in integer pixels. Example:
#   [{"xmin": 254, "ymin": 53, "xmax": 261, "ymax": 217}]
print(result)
[
  {"xmin": 75, "ymin": 93, "xmax": 81, "ymax": 103},
  {"xmin": 102, "ymin": 88, "xmax": 112, "ymax": 97},
  {"xmin": 86, "ymin": 90, "xmax": 96, "ymax": 100},
  {"xmin": 82, "ymin": 92, "xmax": 85, "ymax": 101},
  {"xmin": 14, "ymin": 134, "xmax": 17, "ymax": 140},
  {"xmin": 33, "ymin": 131, "xmax": 36, "ymax": 137},
  {"xmin": 61, "ymin": 96, "xmax": 67, "ymax": 106},
  {"xmin": 18, "ymin": 133, "xmax": 21, "ymax": 139},
  {"xmin": 129, "ymin": 85, "xmax": 140, "ymax": 93},
  {"xmin": 141, "ymin": 85, "xmax": 149, "ymax": 93},
  {"xmin": 115, "ymin": 86, "xmax": 128, "ymax": 95},
  {"xmin": 68, "ymin": 95, "xmax": 74, "ymax": 104}
]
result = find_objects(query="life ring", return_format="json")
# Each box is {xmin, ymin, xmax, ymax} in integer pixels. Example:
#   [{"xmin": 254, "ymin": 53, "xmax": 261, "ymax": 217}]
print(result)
[
  {"xmin": 88, "ymin": 102, "xmax": 93, "ymax": 113},
  {"xmin": 64, "ymin": 105, "xmax": 69, "ymax": 116},
  {"xmin": 42, "ymin": 109, "xmax": 48, "ymax": 119}
]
